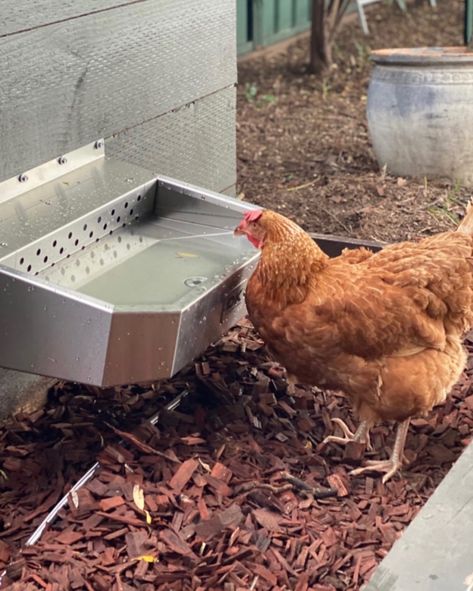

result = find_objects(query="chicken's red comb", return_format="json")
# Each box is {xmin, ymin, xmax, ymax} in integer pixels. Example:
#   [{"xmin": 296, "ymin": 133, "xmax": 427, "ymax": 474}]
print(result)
[{"xmin": 244, "ymin": 209, "xmax": 263, "ymax": 222}]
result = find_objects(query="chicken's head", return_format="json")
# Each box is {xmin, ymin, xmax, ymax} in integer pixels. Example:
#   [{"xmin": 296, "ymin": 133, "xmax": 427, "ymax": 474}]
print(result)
[{"xmin": 234, "ymin": 209, "xmax": 266, "ymax": 248}]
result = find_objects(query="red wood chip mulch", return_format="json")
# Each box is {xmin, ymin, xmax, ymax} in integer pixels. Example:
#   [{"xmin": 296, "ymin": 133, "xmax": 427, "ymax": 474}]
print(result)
[{"xmin": 1, "ymin": 320, "xmax": 472, "ymax": 590}]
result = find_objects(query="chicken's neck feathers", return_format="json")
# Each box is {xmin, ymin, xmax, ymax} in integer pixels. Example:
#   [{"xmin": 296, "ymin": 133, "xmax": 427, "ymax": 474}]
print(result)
[{"xmin": 256, "ymin": 225, "xmax": 328, "ymax": 305}]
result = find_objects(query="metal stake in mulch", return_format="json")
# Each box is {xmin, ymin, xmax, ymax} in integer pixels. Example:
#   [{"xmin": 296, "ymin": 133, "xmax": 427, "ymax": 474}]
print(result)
[{"xmin": 0, "ymin": 389, "xmax": 189, "ymax": 584}]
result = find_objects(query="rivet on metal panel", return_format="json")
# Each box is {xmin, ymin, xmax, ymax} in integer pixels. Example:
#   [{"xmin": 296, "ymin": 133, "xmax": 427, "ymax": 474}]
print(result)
[
  {"xmin": 18, "ymin": 174, "xmax": 28, "ymax": 183},
  {"xmin": 94, "ymin": 140, "xmax": 104, "ymax": 150},
  {"xmin": 57, "ymin": 157, "xmax": 67, "ymax": 165}
]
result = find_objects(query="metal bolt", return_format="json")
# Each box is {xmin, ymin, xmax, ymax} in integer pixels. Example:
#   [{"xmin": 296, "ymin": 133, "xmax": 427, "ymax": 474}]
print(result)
[
  {"xmin": 57, "ymin": 156, "xmax": 67, "ymax": 165},
  {"xmin": 94, "ymin": 140, "xmax": 104, "ymax": 150},
  {"xmin": 18, "ymin": 174, "xmax": 28, "ymax": 183}
]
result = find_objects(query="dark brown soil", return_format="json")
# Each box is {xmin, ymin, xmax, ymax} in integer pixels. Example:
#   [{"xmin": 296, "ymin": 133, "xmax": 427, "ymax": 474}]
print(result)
[{"xmin": 237, "ymin": 0, "xmax": 470, "ymax": 243}]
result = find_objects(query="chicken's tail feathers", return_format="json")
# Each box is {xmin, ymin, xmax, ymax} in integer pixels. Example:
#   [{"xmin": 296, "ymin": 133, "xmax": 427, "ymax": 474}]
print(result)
[{"xmin": 458, "ymin": 200, "xmax": 473, "ymax": 234}]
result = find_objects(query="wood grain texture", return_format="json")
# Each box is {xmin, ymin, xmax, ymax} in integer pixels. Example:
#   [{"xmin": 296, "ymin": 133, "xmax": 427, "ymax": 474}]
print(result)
[
  {"xmin": 107, "ymin": 86, "xmax": 237, "ymax": 193},
  {"xmin": 0, "ymin": 0, "xmax": 236, "ymax": 181},
  {"xmin": 0, "ymin": 0, "xmax": 143, "ymax": 37},
  {"xmin": 365, "ymin": 442, "xmax": 473, "ymax": 590}
]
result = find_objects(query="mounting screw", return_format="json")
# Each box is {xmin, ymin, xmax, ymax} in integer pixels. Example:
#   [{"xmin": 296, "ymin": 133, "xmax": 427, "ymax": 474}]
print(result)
[
  {"xmin": 57, "ymin": 156, "xmax": 67, "ymax": 165},
  {"xmin": 18, "ymin": 174, "xmax": 28, "ymax": 183},
  {"xmin": 94, "ymin": 140, "xmax": 104, "ymax": 150}
]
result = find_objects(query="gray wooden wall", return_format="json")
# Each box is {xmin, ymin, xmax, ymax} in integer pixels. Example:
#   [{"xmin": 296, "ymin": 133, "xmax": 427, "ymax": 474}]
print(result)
[{"xmin": 0, "ymin": 0, "xmax": 237, "ymax": 194}]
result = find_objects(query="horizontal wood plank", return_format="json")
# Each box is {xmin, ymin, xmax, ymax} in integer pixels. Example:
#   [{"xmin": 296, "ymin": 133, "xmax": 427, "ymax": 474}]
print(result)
[
  {"xmin": 366, "ymin": 442, "xmax": 473, "ymax": 590},
  {"xmin": 107, "ymin": 86, "xmax": 236, "ymax": 193},
  {"xmin": 0, "ymin": 0, "xmax": 236, "ymax": 181},
  {"xmin": 0, "ymin": 0, "xmax": 142, "ymax": 38}
]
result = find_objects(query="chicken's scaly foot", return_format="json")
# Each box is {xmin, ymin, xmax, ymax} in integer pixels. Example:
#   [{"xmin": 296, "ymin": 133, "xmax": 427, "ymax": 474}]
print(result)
[
  {"xmin": 322, "ymin": 418, "xmax": 372, "ymax": 450},
  {"xmin": 350, "ymin": 418, "xmax": 410, "ymax": 484},
  {"xmin": 350, "ymin": 458, "xmax": 402, "ymax": 484}
]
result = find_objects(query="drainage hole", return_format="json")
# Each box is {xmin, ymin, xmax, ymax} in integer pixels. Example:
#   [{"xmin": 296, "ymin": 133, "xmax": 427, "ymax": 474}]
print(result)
[
  {"xmin": 116, "ymin": 216, "xmax": 121, "ymax": 223},
  {"xmin": 118, "ymin": 236, "xmax": 122, "ymax": 243},
  {"xmin": 97, "ymin": 216, "xmax": 102, "ymax": 223},
  {"xmin": 137, "ymin": 195, "xmax": 142, "ymax": 201},
  {"xmin": 27, "ymin": 264, "xmax": 32, "ymax": 272},
  {"xmin": 19, "ymin": 257, "xmax": 24, "ymax": 265},
  {"xmin": 74, "ymin": 239, "xmax": 79, "ymax": 246},
  {"xmin": 184, "ymin": 276, "xmax": 208, "ymax": 287},
  {"xmin": 135, "ymin": 215, "xmax": 139, "ymax": 221},
  {"xmin": 75, "ymin": 260, "xmax": 80, "ymax": 266},
  {"xmin": 52, "ymin": 240, "xmax": 57, "ymax": 247},
  {"xmin": 111, "ymin": 209, "xmax": 116, "ymax": 215},
  {"xmin": 43, "ymin": 256, "xmax": 48, "ymax": 263},
  {"xmin": 36, "ymin": 248, "xmax": 41, "ymax": 256},
  {"xmin": 68, "ymin": 232, "xmax": 73, "ymax": 239},
  {"xmin": 83, "ymin": 224, "xmax": 88, "ymax": 231},
  {"xmin": 89, "ymin": 231, "xmax": 94, "ymax": 238},
  {"xmin": 124, "ymin": 202, "xmax": 129, "ymax": 209},
  {"xmin": 103, "ymin": 223, "xmax": 108, "ymax": 230},
  {"xmin": 59, "ymin": 247, "xmax": 64, "ymax": 254},
  {"xmin": 129, "ymin": 209, "xmax": 134, "ymax": 216},
  {"xmin": 109, "ymin": 230, "xmax": 113, "ymax": 235},
  {"xmin": 126, "ymin": 244, "xmax": 131, "ymax": 250},
  {"xmin": 60, "ymin": 268, "xmax": 65, "ymax": 275}
]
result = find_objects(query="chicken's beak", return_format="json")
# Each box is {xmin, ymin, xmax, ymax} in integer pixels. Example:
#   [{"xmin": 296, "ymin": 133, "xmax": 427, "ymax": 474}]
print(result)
[{"xmin": 233, "ymin": 222, "xmax": 246, "ymax": 237}]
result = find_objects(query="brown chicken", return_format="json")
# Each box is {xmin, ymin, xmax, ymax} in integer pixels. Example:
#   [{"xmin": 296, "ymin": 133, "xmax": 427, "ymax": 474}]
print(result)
[{"xmin": 234, "ymin": 207, "xmax": 473, "ymax": 482}]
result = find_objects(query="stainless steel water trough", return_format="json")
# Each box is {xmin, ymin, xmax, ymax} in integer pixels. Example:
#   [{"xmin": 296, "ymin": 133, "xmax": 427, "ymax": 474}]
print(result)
[{"xmin": 0, "ymin": 142, "xmax": 259, "ymax": 386}]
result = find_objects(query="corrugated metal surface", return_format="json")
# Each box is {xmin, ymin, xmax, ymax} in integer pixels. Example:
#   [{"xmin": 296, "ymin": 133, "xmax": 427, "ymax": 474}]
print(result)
[{"xmin": 0, "ymin": 0, "xmax": 236, "ymax": 190}]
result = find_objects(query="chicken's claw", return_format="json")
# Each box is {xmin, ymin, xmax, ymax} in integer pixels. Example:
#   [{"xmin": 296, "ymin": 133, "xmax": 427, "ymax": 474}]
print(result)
[
  {"xmin": 350, "ymin": 418, "xmax": 410, "ymax": 484},
  {"xmin": 322, "ymin": 418, "xmax": 372, "ymax": 450},
  {"xmin": 350, "ymin": 459, "xmax": 402, "ymax": 484}
]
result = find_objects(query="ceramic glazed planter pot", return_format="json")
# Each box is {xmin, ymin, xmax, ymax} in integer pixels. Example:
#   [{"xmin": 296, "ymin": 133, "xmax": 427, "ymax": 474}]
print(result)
[{"xmin": 367, "ymin": 47, "xmax": 473, "ymax": 186}]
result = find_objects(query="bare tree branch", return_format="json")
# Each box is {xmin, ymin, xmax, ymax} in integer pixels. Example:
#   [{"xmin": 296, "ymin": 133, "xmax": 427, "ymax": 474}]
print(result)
[{"xmin": 309, "ymin": 0, "xmax": 351, "ymax": 73}]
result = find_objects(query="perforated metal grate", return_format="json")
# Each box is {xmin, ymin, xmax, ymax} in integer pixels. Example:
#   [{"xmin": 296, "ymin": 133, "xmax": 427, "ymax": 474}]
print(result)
[{"xmin": 1, "ymin": 186, "xmax": 153, "ymax": 276}]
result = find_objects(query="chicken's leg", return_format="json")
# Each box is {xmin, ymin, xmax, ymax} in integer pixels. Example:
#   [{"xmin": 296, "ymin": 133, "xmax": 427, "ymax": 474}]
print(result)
[
  {"xmin": 322, "ymin": 418, "xmax": 371, "ymax": 449},
  {"xmin": 350, "ymin": 418, "xmax": 410, "ymax": 484}
]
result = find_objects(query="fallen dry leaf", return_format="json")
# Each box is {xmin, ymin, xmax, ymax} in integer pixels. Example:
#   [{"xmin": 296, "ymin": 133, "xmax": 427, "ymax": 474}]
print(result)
[{"xmin": 132, "ymin": 484, "xmax": 145, "ymax": 512}]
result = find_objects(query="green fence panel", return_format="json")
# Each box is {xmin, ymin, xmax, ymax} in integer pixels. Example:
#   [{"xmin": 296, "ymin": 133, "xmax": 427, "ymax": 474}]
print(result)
[
  {"xmin": 237, "ymin": 0, "xmax": 254, "ymax": 54},
  {"xmin": 277, "ymin": 0, "xmax": 294, "ymax": 35},
  {"xmin": 237, "ymin": 0, "xmax": 312, "ymax": 55},
  {"xmin": 466, "ymin": 0, "xmax": 473, "ymax": 45},
  {"xmin": 294, "ymin": 0, "xmax": 312, "ymax": 31}
]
